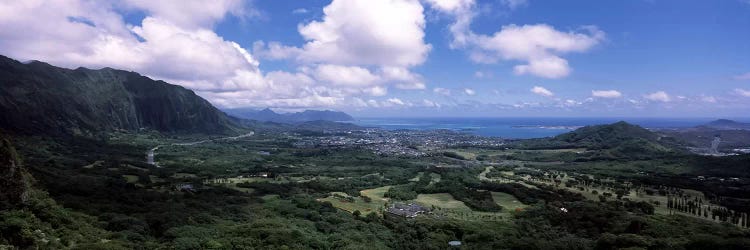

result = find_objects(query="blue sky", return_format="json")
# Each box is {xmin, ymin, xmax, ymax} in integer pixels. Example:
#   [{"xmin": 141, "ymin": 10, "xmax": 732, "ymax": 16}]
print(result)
[{"xmin": 1, "ymin": 0, "xmax": 749, "ymax": 117}]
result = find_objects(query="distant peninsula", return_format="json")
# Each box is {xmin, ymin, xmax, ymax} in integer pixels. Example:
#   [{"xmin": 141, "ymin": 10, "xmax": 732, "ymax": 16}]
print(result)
[{"xmin": 224, "ymin": 108, "xmax": 354, "ymax": 123}]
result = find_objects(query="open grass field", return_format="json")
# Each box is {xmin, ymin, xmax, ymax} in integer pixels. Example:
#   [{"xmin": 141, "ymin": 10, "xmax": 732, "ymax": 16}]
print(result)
[
  {"xmin": 82, "ymin": 160, "xmax": 104, "ymax": 169},
  {"xmin": 148, "ymin": 175, "xmax": 165, "ymax": 183},
  {"xmin": 491, "ymin": 192, "xmax": 528, "ymax": 211},
  {"xmin": 446, "ymin": 150, "xmax": 477, "ymax": 160},
  {"xmin": 361, "ymin": 186, "xmax": 392, "ymax": 201},
  {"xmin": 415, "ymin": 193, "xmax": 470, "ymax": 210},
  {"xmin": 122, "ymin": 174, "xmax": 139, "ymax": 183},
  {"xmin": 321, "ymin": 186, "xmax": 393, "ymax": 215},
  {"xmin": 409, "ymin": 172, "xmax": 424, "ymax": 182},
  {"xmin": 480, "ymin": 166, "xmax": 538, "ymax": 189},
  {"xmin": 414, "ymin": 192, "xmax": 527, "ymax": 221},
  {"xmin": 261, "ymin": 194, "xmax": 280, "ymax": 201},
  {"xmin": 320, "ymin": 191, "xmax": 387, "ymax": 215}
]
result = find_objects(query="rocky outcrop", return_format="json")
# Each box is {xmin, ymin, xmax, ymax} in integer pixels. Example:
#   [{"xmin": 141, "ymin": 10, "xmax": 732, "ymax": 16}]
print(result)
[{"xmin": 0, "ymin": 134, "xmax": 31, "ymax": 209}]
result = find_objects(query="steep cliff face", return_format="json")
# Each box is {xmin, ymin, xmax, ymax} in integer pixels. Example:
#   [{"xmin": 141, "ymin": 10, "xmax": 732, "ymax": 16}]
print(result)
[
  {"xmin": 119, "ymin": 70, "xmax": 238, "ymax": 133},
  {"xmin": 0, "ymin": 134, "xmax": 31, "ymax": 209},
  {"xmin": 0, "ymin": 55, "xmax": 240, "ymax": 135}
]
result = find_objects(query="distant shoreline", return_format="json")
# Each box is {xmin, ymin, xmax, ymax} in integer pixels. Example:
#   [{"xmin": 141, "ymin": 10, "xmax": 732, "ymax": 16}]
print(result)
[{"xmin": 350, "ymin": 117, "xmax": 749, "ymax": 139}]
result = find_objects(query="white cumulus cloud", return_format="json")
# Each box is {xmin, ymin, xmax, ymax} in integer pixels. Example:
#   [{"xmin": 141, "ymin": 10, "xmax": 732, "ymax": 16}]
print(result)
[
  {"xmin": 735, "ymin": 88, "xmax": 750, "ymax": 97},
  {"xmin": 312, "ymin": 64, "xmax": 380, "ymax": 86},
  {"xmin": 473, "ymin": 24, "xmax": 604, "ymax": 79},
  {"xmin": 422, "ymin": 99, "xmax": 440, "ymax": 107},
  {"xmin": 425, "ymin": 0, "xmax": 604, "ymax": 79},
  {"xmin": 384, "ymin": 98, "xmax": 408, "ymax": 107},
  {"xmin": 253, "ymin": 0, "xmax": 431, "ymax": 94},
  {"xmin": 591, "ymin": 90, "xmax": 622, "ymax": 98},
  {"xmin": 434, "ymin": 87, "xmax": 452, "ymax": 96},
  {"xmin": 296, "ymin": 0, "xmax": 430, "ymax": 67},
  {"xmin": 121, "ymin": 0, "xmax": 253, "ymax": 29},
  {"xmin": 531, "ymin": 86, "xmax": 554, "ymax": 97},
  {"xmin": 644, "ymin": 91, "xmax": 671, "ymax": 102}
]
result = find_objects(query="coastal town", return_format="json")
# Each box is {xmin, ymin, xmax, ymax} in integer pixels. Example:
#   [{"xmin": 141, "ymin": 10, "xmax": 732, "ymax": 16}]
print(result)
[{"xmin": 290, "ymin": 128, "xmax": 505, "ymax": 156}]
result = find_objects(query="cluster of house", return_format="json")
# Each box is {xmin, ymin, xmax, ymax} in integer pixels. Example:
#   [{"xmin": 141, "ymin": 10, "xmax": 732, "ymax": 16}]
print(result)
[{"xmin": 386, "ymin": 203, "xmax": 429, "ymax": 218}]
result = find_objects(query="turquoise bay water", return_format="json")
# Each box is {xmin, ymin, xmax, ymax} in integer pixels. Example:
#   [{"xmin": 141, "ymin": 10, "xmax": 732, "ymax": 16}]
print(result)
[{"xmin": 352, "ymin": 117, "xmax": 737, "ymax": 139}]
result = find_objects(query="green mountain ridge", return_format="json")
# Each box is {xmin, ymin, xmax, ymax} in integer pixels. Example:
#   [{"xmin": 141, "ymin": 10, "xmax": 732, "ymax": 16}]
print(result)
[
  {"xmin": 508, "ymin": 121, "xmax": 678, "ymax": 159},
  {"xmin": 551, "ymin": 121, "xmax": 678, "ymax": 159},
  {"xmin": 0, "ymin": 55, "xmax": 240, "ymax": 135},
  {"xmin": 555, "ymin": 121, "xmax": 661, "ymax": 148}
]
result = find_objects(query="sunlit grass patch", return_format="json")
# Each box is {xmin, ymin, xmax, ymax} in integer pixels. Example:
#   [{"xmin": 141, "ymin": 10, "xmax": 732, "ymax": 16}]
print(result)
[
  {"xmin": 361, "ymin": 186, "xmax": 392, "ymax": 201},
  {"xmin": 409, "ymin": 172, "xmax": 424, "ymax": 182},
  {"xmin": 122, "ymin": 174, "xmax": 139, "ymax": 183},
  {"xmin": 491, "ymin": 192, "xmax": 527, "ymax": 211},
  {"xmin": 320, "ymin": 191, "xmax": 387, "ymax": 215}
]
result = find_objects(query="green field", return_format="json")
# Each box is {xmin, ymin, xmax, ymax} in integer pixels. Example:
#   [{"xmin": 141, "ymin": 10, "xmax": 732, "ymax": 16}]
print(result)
[
  {"xmin": 491, "ymin": 192, "xmax": 527, "ymax": 211},
  {"xmin": 480, "ymin": 166, "xmax": 538, "ymax": 189},
  {"xmin": 361, "ymin": 186, "xmax": 392, "ymax": 201},
  {"xmin": 82, "ymin": 160, "xmax": 104, "ymax": 169},
  {"xmin": 415, "ymin": 193, "xmax": 469, "ymax": 210},
  {"xmin": 148, "ymin": 175, "xmax": 165, "ymax": 183},
  {"xmin": 409, "ymin": 172, "xmax": 424, "ymax": 182},
  {"xmin": 320, "ymin": 191, "xmax": 388, "ymax": 215},
  {"xmin": 205, "ymin": 176, "xmax": 272, "ymax": 184},
  {"xmin": 321, "ymin": 186, "xmax": 393, "ymax": 215},
  {"xmin": 446, "ymin": 150, "xmax": 477, "ymax": 160},
  {"xmin": 122, "ymin": 174, "xmax": 139, "ymax": 183},
  {"xmin": 413, "ymin": 192, "xmax": 527, "ymax": 221}
]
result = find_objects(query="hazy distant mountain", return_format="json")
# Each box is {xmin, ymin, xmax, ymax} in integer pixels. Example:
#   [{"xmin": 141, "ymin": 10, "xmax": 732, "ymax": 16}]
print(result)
[
  {"xmin": 224, "ymin": 108, "xmax": 354, "ymax": 123},
  {"xmin": 703, "ymin": 119, "xmax": 750, "ymax": 130},
  {"xmin": 655, "ymin": 119, "xmax": 750, "ymax": 149},
  {"xmin": 0, "ymin": 55, "xmax": 241, "ymax": 135}
]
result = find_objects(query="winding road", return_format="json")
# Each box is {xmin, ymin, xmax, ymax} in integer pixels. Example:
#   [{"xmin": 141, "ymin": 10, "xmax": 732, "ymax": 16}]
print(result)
[{"xmin": 146, "ymin": 132, "xmax": 254, "ymax": 167}]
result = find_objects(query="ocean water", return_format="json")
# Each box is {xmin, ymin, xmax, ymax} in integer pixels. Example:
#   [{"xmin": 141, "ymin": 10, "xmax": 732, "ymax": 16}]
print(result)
[{"xmin": 352, "ymin": 117, "xmax": 737, "ymax": 139}]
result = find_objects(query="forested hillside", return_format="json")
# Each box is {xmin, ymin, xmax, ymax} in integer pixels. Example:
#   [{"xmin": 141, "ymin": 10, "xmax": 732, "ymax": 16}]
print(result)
[{"xmin": 0, "ymin": 56, "xmax": 240, "ymax": 135}]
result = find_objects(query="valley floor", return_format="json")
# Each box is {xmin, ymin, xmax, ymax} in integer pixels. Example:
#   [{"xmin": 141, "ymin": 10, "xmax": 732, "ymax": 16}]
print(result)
[{"xmin": 3, "ymin": 129, "xmax": 750, "ymax": 249}]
